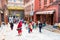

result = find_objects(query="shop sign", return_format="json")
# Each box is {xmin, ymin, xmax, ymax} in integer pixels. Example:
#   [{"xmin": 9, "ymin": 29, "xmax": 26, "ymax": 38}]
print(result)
[
  {"xmin": 8, "ymin": 6, "xmax": 24, "ymax": 10},
  {"xmin": 30, "ymin": 11, "xmax": 34, "ymax": 16},
  {"xmin": 16, "ymin": 14, "xmax": 20, "ymax": 16}
]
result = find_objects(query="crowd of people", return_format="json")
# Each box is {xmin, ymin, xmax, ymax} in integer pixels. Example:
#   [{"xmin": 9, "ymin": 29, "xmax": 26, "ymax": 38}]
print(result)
[
  {"xmin": 16, "ymin": 20, "xmax": 43, "ymax": 36},
  {"xmin": 9, "ymin": 16, "xmax": 44, "ymax": 36}
]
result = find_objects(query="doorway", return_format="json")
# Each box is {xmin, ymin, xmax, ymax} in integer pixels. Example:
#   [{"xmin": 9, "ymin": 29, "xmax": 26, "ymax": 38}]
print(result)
[
  {"xmin": 36, "ymin": 14, "xmax": 40, "ymax": 21},
  {"xmin": 46, "ymin": 14, "xmax": 53, "ymax": 25},
  {"xmin": 1, "ymin": 14, "xmax": 4, "ymax": 22}
]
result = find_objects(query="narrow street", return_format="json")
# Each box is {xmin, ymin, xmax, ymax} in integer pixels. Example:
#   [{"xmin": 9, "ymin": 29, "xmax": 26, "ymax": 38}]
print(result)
[{"xmin": 0, "ymin": 23, "xmax": 60, "ymax": 40}]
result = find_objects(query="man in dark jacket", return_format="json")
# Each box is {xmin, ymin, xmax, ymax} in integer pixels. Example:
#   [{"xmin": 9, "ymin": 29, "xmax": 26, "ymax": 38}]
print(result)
[
  {"xmin": 10, "ymin": 22, "xmax": 14, "ymax": 30},
  {"xmin": 39, "ymin": 22, "xmax": 42, "ymax": 33}
]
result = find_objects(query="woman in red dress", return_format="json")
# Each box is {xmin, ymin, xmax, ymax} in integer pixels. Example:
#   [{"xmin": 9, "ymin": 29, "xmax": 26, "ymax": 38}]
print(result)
[{"xmin": 17, "ymin": 21, "xmax": 22, "ymax": 36}]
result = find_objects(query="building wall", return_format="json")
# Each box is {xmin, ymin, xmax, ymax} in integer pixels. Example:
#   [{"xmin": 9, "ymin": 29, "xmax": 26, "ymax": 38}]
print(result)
[
  {"xmin": 25, "ymin": 5, "xmax": 31, "ymax": 15},
  {"xmin": 34, "ymin": 0, "xmax": 56, "ymax": 11},
  {"xmin": 45, "ymin": 5, "xmax": 58, "ymax": 23},
  {"xmin": 24, "ymin": 0, "xmax": 30, "ymax": 4},
  {"xmin": 58, "ymin": 5, "xmax": 60, "ymax": 22},
  {"xmin": 34, "ymin": 0, "xmax": 40, "ymax": 11},
  {"xmin": 42, "ymin": 0, "xmax": 58, "ymax": 23},
  {"xmin": 0, "ymin": 0, "xmax": 2, "ymax": 26},
  {"xmin": 24, "ymin": 0, "xmax": 34, "ymax": 21},
  {"xmin": 1, "ymin": 0, "xmax": 7, "ymax": 7},
  {"xmin": 7, "ymin": 0, "xmax": 24, "ymax": 22},
  {"xmin": 1, "ymin": 0, "xmax": 24, "ymax": 24},
  {"xmin": 0, "ymin": 0, "xmax": 2, "ymax": 8},
  {"xmin": 33, "ymin": 0, "xmax": 59, "ymax": 24},
  {"xmin": 24, "ymin": 0, "xmax": 59, "ymax": 24},
  {"xmin": 2, "ymin": 0, "xmax": 8, "ymax": 24},
  {"xmin": 0, "ymin": 0, "xmax": 8, "ymax": 25}
]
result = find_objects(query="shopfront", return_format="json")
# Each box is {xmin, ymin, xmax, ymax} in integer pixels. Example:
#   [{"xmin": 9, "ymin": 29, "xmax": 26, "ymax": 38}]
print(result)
[
  {"xmin": 7, "ymin": 6, "xmax": 24, "ymax": 23},
  {"xmin": 9, "ymin": 10, "xmax": 24, "ymax": 18},
  {"xmin": 36, "ymin": 10, "xmax": 54, "ymax": 25},
  {"xmin": 8, "ymin": 10, "xmax": 24, "ymax": 23}
]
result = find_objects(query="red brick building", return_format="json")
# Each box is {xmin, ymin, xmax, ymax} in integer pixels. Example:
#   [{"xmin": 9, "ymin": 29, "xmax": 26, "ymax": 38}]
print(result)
[
  {"xmin": 34, "ymin": 0, "xmax": 60, "ymax": 25},
  {"xmin": 0, "ymin": 0, "xmax": 8, "ymax": 26}
]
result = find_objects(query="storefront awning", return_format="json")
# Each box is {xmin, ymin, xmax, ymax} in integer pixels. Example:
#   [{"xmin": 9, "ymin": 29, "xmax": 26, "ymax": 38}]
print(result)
[{"xmin": 36, "ymin": 10, "xmax": 54, "ymax": 14}]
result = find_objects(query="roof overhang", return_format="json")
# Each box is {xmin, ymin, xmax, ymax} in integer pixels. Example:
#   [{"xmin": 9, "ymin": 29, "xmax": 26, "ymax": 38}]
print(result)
[{"xmin": 36, "ymin": 10, "xmax": 54, "ymax": 14}]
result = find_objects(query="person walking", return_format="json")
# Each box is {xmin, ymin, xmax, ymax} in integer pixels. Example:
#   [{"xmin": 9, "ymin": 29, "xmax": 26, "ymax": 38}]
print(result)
[
  {"xmin": 17, "ymin": 21, "xmax": 22, "ymax": 36},
  {"xmin": 10, "ymin": 22, "xmax": 14, "ymax": 30},
  {"xmin": 9, "ymin": 16, "xmax": 14, "ymax": 30},
  {"xmin": 32, "ymin": 21, "xmax": 34, "ymax": 29},
  {"xmin": 28, "ymin": 22, "xmax": 33, "ymax": 33},
  {"xmin": 34, "ymin": 22, "xmax": 36, "ymax": 29},
  {"xmin": 25, "ymin": 22, "xmax": 28, "ymax": 29},
  {"xmin": 39, "ymin": 22, "xmax": 42, "ymax": 33}
]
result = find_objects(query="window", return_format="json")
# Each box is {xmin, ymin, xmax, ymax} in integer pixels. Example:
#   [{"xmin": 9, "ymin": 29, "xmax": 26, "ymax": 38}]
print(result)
[
  {"xmin": 17, "ymin": 0, "xmax": 22, "ymax": 2},
  {"xmin": 14, "ymin": 0, "xmax": 16, "ymax": 2},
  {"xmin": 25, "ymin": 0, "xmax": 30, "ymax": 3},
  {"xmin": 0, "ymin": 0, "xmax": 1, "ymax": 4},
  {"xmin": 44, "ymin": 0, "xmax": 47, "ymax": 7},
  {"xmin": 50, "ymin": 0, "xmax": 53, "ymax": 3},
  {"xmin": 39, "ymin": 0, "xmax": 41, "ymax": 8},
  {"xmin": 19, "ymin": 0, "xmax": 23, "ymax": 2},
  {"xmin": 30, "ymin": 0, "xmax": 33, "ymax": 1},
  {"xmin": 8, "ymin": 0, "xmax": 12, "ymax": 2},
  {"xmin": 44, "ymin": 0, "xmax": 47, "ymax": 5}
]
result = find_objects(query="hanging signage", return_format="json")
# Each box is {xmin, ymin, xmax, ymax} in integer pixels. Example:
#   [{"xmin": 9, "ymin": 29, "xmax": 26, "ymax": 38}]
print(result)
[
  {"xmin": 30, "ymin": 11, "xmax": 34, "ymax": 16},
  {"xmin": 8, "ymin": 6, "xmax": 24, "ymax": 10}
]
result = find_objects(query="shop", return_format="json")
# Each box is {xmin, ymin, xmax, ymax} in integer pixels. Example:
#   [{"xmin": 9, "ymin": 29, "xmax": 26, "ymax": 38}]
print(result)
[
  {"xmin": 34, "ymin": 10, "xmax": 55, "ymax": 25},
  {"xmin": 8, "ymin": 10, "xmax": 24, "ymax": 23},
  {"xmin": 9, "ymin": 10, "xmax": 24, "ymax": 18},
  {"xmin": 8, "ymin": 6, "xmax": 24, "ymax": 23}
]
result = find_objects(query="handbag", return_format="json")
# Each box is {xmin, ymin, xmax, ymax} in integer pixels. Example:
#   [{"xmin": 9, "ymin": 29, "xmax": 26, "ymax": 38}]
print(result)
[{"xmin": 17, "ymin": 28, "xmax": 22, "ymax": 31}]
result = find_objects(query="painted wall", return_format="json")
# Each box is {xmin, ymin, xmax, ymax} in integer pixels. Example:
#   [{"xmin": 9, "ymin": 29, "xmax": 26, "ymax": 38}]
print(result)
[
  {"xmin": 44, "ymin": 5, "xmax": 58, "ymax": 23},
  {"xmin": 58, "ymin": 5, "xmax": 60, "ymax": 22},
  {"xmin": 34, "ymin": 0, "xmax": 40, "ymax": 11},
  {"xmin": 33, "ymin": 0, "xmax": 59, "ymax": 23}
]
